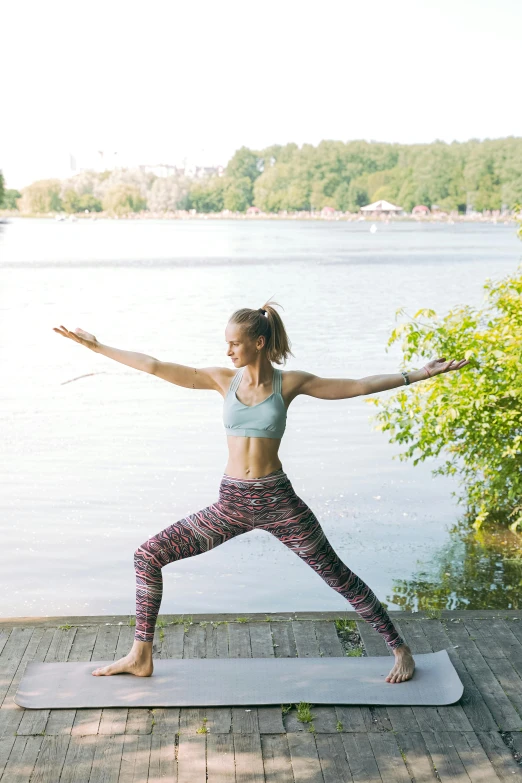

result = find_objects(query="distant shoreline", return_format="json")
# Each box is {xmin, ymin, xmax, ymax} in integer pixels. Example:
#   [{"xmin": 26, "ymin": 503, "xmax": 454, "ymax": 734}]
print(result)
[{"xmin": 0, "ymin": 209, "xmax": 517, "ymax": 225}]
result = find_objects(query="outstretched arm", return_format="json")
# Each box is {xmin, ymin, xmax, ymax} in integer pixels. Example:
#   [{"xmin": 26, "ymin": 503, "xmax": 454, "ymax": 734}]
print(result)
[
  {"xmin": 293, "ymin": 358, "xmax": 469, "ymax": 400},
  {"xmin": 361, "ymin": 357, "xmax": 470, "ymax": 394}
]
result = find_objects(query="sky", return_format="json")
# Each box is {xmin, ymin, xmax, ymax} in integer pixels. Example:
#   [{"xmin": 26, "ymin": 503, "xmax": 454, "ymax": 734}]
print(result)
[{"xmin": 1, "ymin": 0, "xmax": 520, "ymax": 189}]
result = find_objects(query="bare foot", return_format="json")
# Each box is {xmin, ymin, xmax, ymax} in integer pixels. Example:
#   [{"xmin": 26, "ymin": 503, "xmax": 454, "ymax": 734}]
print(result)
[
  {"xmin": 92, "ymin": 654, "xmax": 153, "ymax": 677},
  {"xmin": 385, "ymin": 643, "xmax": 415, "ymax": 683}
]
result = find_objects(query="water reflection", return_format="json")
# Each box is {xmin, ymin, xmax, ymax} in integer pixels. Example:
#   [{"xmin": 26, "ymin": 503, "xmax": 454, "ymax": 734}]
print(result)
[{"xmin": 389, "ymin": 524, "xmax": 522, "ymax": 610}]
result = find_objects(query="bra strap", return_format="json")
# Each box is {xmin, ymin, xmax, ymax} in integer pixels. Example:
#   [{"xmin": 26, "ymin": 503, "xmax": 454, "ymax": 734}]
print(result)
[
  {"xmin": 274, "ymin": 369, "xmax": 282, "ymax": 394},
  {"xmin": 229, "ymin": 368, "xmax": 243, "ymax": 395}
]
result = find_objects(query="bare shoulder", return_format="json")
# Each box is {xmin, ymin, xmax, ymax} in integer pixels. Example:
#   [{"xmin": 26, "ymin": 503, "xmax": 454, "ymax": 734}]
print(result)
[
  {"xmin": 209, "ymin": 367, "xmax": 236, "ymax": 397},
  {"xmin": 280, "ymin": 369, "xmax": 311, "ymax": 405}
]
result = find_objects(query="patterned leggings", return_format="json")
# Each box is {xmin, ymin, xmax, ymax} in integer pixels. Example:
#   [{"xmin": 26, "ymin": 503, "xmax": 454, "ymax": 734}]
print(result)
[{"xmin": 133, "ymin": 468, "xmax": 404, "ymax": 649}]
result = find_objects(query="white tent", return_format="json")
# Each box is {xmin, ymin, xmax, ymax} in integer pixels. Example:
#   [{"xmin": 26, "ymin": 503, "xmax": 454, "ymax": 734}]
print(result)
[{"xmin": 360, "ymin": 200, "xmax": 403, "ymax": 213}]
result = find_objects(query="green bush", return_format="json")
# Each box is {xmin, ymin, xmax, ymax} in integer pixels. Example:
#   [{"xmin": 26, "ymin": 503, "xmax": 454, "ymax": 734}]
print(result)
[{"xmin": 365, "ymin": 264, "xmax": 522, "ymax": 531}]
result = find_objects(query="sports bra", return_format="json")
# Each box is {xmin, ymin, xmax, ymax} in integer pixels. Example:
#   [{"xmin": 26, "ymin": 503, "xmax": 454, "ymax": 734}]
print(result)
[{"xmin": 223, "ymin": 366, "xmax": 287, "ymax": 440}]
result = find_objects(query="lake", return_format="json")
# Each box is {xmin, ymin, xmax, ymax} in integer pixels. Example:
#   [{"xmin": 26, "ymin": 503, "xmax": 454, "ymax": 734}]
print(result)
[{"xmin": 1, "ymin": 217, "xmax": 521, "ymax": 620}]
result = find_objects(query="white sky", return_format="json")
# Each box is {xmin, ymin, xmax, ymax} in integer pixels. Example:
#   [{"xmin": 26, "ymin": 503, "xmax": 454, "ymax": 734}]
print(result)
[{"xmin": 1, "ymin": 0, "xmax": 520, "ymax": 189}]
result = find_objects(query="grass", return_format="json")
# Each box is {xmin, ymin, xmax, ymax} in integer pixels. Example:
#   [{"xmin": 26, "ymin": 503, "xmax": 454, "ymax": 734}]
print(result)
[
  {"xmin": 334, "ymin": 617, "xmax": 357, "ymax": 633},
  {"xmin": 196, "ymin": 717, "xmax": 208, "ymax": 734},
  {"xmin": 346, "ymin": 647, "xmax": 363, "ymax": 657}
]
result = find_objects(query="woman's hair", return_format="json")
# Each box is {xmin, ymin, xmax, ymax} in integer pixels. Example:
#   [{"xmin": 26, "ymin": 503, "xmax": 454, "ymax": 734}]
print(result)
[{"xmin": 229, "ymin": 298, "xmax": 295, "ymax": 366}]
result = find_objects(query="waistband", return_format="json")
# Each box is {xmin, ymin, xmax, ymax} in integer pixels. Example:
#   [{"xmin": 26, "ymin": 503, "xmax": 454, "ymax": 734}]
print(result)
[{"xmin": 222, "ymin": 468, "xmax": 287, "ymax": 484}]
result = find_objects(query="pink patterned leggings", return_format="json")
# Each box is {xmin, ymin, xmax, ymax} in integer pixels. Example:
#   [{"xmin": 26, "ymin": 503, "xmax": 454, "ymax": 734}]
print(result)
[{"xmin": 133, "ymin": 468, "xmax": 404, "ymax": 649}]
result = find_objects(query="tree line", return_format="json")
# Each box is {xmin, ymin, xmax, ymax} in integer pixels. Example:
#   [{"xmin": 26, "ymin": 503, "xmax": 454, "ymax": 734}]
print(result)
[{"xmin": 2, "ymin": 136, "xmax": 522, "ymax": 215}]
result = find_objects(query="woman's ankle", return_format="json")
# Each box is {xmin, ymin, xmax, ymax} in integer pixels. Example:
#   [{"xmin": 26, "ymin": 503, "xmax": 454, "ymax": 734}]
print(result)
[{"xmin": 131, "ymin": 639, "xmax": 153, "ymax": 656}]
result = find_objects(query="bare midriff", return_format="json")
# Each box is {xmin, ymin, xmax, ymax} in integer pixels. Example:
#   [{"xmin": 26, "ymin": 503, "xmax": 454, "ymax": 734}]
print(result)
[{"xmin": 224, "ymin": 435, "xmax": 283, "ymax": 479}]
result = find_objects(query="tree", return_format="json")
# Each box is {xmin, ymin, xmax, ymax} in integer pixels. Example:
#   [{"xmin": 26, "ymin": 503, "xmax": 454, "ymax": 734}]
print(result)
[
  {"xmin": 77, "ymin": 194, "xmax": 102, "ymax": 212},
  {"xmin": 1, "ymin": 188, "xmax": 22, "ymax": 209},
  {"xmin": 225, "ymin": 147, "xmax": 262, "ymax": 184},
  {"xmin": 0, "ymin": 171, "xmax": 4, "ymax": 207},
  {"xmin": 18, "ymin": 179, "xmax": 63, "ymax": 213},
  {"xmin": 147, "ymin": 176, "xmax": 190, "ymax": 212},
  {"xmin": 223, "ymin": 177, "xmax": 252, "ymax": 212},
  {"xmin": 62, "ymin": 189, "xmax": 81, "ymax": 213},
  {"xmin": 102, "ymin": 185, "xmax": 146, "ymax": 215},
  {"xmin": 346, "ymin": 179, "xmax": 369, "ymax": 211},
  {"xmin": 187, "ymin": 177, "xmax": 225, "ymax": 213},
  {"xmin": 364, "ymin": 265, "xmax": 522, "ymax": 530}
]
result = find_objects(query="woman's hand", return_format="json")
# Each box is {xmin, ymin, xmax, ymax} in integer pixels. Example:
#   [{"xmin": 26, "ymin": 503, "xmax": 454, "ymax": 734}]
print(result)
[
  {"xmin": 424, "ymin": 357, "xmax": 470, "ymax": 377},
  {"xmin": 53, "ymin": 325, "xmax": 99, "ymax": 351}
]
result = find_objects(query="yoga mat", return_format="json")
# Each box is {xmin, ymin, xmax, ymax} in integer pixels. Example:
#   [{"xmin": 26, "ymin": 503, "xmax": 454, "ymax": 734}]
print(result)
[
  {"xmin": 14, "ymin": 650, "xmax": 463, "ymax": 709},
  {"xmin": 14, "ymin": 650, "xmax": 464, "ymax": 709}
]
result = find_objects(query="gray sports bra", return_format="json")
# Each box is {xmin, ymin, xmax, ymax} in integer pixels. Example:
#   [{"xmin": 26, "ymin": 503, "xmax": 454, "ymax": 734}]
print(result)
[{"xmin": 223, "ymin": 367, "xmax": 287, "ymax": 440}]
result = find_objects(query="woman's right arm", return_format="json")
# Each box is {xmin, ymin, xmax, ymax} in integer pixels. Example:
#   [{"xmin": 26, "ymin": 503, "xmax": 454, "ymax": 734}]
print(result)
[
  {"xmin": 95, "ymin": 342, "xmax": 157, "ymax": 375},
  {"xmin": 53, "ymin": 326, "xmax": 226, "ymax": 391}
]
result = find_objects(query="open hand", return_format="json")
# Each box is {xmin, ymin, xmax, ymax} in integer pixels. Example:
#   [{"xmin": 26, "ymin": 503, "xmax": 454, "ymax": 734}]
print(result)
[
  {"xmin": 53, "ymin": 325, "xmax": 99, "ymax": 351},
  {"xmin": 425, "ymin": 357, "xmax": 470, "ymax": 377}
]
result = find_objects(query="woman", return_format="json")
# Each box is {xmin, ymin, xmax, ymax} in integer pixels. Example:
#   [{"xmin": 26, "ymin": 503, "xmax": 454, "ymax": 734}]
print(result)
[{"xmin": 53, "ymin": 301, "xmax": 469, "ymax": 683}]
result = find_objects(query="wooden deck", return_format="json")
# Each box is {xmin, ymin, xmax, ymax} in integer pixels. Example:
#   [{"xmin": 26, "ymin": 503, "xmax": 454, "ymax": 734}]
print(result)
[{"xmin": 1, "ymin": 610, "xmax": 522, "ymax": 782}]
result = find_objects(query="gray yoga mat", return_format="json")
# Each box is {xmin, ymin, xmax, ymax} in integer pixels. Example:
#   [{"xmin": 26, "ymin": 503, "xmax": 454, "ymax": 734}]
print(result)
[{"xmin": 15, "ymin": 650, "xmax": 462, "ymax": 708}]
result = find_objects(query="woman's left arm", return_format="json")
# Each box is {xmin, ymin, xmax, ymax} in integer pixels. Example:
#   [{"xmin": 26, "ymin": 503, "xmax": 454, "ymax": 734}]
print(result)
[{"xmin": 360, "ymin": 357, "xmax": 470, "ymax": 395}]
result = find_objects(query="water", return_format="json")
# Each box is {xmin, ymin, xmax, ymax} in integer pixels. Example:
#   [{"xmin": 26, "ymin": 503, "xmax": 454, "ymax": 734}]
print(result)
[{"xmin": 1, "ymin": 217, "xmax": 520, "ymax": 620}]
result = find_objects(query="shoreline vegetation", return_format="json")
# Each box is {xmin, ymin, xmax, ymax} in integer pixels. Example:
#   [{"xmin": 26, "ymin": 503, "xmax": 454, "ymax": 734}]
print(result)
[
  {"xmin": 0, "ymin": 209, "xmax": 517, "ymax": 224},
  {"xmin": 2, "ymin": 137, "xmax": 521, "ymax": 222}
]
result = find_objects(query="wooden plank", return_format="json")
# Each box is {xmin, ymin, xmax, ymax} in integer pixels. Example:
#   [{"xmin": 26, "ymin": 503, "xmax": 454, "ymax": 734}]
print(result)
[
  {"xmin": 115, "ymin": 734, "xmax": 151, "ymax": 783},
  {"xmin": 228, "ymin": 623, "xmax": 260, "ymax": 734},
  {"xmin": 16, "ymin": 627, "xmax": 67, "ymax": 738},
  {"xmin": 249, "ymin": 622, "xmax": 285, "ymax": 735},
  {"xmin": 24, "ymin": 735, "xmax": 70, "ymax": 782},
  {"xmin": 202, "ymin": 621, "xmax": 232, "ymax": 735},
  {"xmin": 0, "ymin": 627, "xmax": 45, "ymax": 738},
  {"xmin": 206, "ymin": 733, "xmax": 235, "ymax": 783},
  {"xmin": 498, "ymin": 617, "xmax": 522, "ymax": 646},
  {"xmin": 421, "ymin": 731, "xmax": 470, "ymax": 782},
  {"xmin": 261, "ymin": 734, "xmax": 295, "ymax": 783},
  {"xmin": 45, "ymin": 626, "xmax": 98, "ymax": 737},
  {"xmin": 394, "ymin": 731, "xmax": 439, "ymax": 782},
  {"xmin": 467, "ymin": 619, "xmax": 522, "ymax": 717},
  {"xmin": 443, "ymin": 621, "xmax": 522, "ymax": 730},
  {"xmin": 0, "ymin": 736, "xmax": 16, "ymax": 780},
  {"xmin": 2, "ymin": 609, "xmax": 522, "ymax": 628},
  {"xmin": 96, "ymin": 625, "xmax": 132, "ymax": 737},
  {"xmin": 86, "ymin": 623, "xmax": 122, "ymax": 744},
  {"xmin": 0, "ymin": 736, "xmax": 44, "ymax": 783},
  {"xmin": 420, "ymin": 620, "xmax": 498, "ymax": 732},
  {"xmin": 271, "ymin": 620, "xmax": 297, "ymax": 658},
  {"xmin": 28, "ymin": 627, "xmax": 77, "ymax": 739},
  {"xmin": 233, "ymin": 733, "xmax": 265, "ymax": 782},
  {"xmin": 88, "ymin": 734, "xmax": 125, "ymax": 783},
  {"xmin": 272, "ymin": 621, "xmax": 302, "ymax": 735},
  {"xmin": 400, "ymin": 619, "xmax": 472, "ymax": 732},
  {"xmin": 341, "ymin": 732, "xmax": 382, "ymax": 783},
  {"xmin": 152, "ymin": 622, "xmax": 185, "ymax": 735},
  {"xmin": 289, "ymin": 621, "xmax": 338, "ymax": 734},
  {"xmin": 451, "ymin": 730, "xmax": 504, "ymax": 782},
  {"xmin": 368, "ymin": 732, "xmax": 412, "ymax": 783},
  {"xmin": 180, "ymin": 623, "xmax": 209, "ymax": 735},
  {"xmin": 286, "ymin": 731, "xmax": 324, "ymax": 783},
  {"xmin": 378, "ymin": 620, "xmax": 422, "ymax": 733},
  {"xmin": 316, "ymin": 621, "xmax": 374, "ymax": 735},
  {"xmin": 476, "ymin": 731, "xmax": 522, "ymax": 781},
  {"xmin": 147, "ymin": 732, "xmax": 177, "ymax": 782},
  {"xmin": 177, "ymin": 734, "xmax": 206, "ymax": 783},
  {"xmin": 354, "ymin": 621, "xmax": 393, "ymax": 733},
  {"xmin": 315, "ymin": 732, "xmax": 354, "ymax": 783},
  {"xmin": 58, "ymin": 734, "xmax": 97, "ymax": 783}
]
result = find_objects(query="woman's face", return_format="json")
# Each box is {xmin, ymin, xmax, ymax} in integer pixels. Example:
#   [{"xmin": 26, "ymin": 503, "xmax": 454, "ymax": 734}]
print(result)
[{"xmin": 225, "ymin": 323, "xmax": 259, "ymax": 367}]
